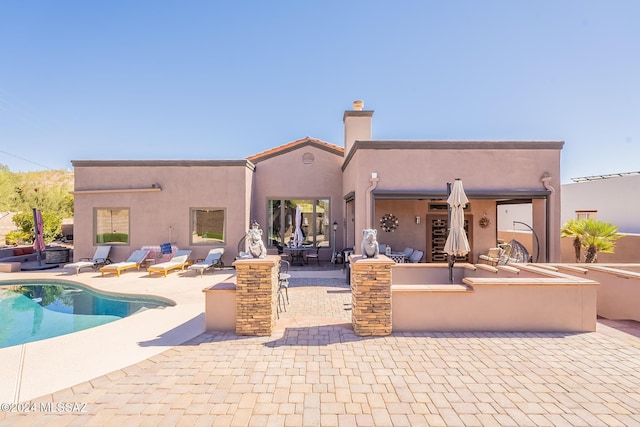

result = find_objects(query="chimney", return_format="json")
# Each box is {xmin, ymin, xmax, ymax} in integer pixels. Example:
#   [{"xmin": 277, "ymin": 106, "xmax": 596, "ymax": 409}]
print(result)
[{"xmin": 343, "ymin": 100, "xmax": 373, "ymax": 156}]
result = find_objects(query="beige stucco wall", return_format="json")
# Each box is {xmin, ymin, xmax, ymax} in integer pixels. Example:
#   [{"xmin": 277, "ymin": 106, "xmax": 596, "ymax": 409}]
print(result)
[
  {"xmin": 553, "ymin": 264, "xmax": 640, "ymax": 322},
  {"xmin": 390, "ymin": 263, "xmax": 597, "ymax": 332},
  {"xmin": 250, "ymin": 144, "xmax": 344, "ymax": 260},
  {"xmin": 342, "ymin": 142, "xmax": 562, "ymax": 262},
  {"xmin": 72, "ymin": 161, "xmax": 253, "ymax": 264},
  {"xmin": 392, "ymin": 283, "xmax": 597, "ymax": 332},
  {"xmin": 561, "ymin": 233, "xmax": 640, "ymax": 263}
]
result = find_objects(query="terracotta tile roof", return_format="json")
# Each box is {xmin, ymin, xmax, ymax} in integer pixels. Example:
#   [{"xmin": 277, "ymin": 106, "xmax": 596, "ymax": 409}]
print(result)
[{"xmin": 247, "ymin": 136, "xmax": 344, "ymax": 164}]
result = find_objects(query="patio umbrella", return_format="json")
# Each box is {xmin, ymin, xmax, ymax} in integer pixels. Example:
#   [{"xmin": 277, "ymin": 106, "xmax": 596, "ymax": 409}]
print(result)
[
  {"xmin": 444, "ymin": 179, "xmax": 470, "ymax": 283},
  {"xmin": 32, "ymin": 208, "xmax": 46, "ymax": 265},
  {"xmin": 292, "ymin": 205, "xmax": 304, "ymax": 247}
]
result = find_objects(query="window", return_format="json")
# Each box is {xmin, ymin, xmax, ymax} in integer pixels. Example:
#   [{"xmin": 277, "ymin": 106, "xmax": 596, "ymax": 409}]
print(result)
[
  {"xmin": 191, "ymin": 208, "xmax": 225, "ymax": 244},
  {"xmin": 267, "ymin": 199, "xmax": 330, "ymax": 249},
  {"xmin": 95, "ymin": 208, "xmax": 129, "ymax": 244},
  {"xmin": 576, "ymin": 210, "xmax": 597, "ymax": 220}
]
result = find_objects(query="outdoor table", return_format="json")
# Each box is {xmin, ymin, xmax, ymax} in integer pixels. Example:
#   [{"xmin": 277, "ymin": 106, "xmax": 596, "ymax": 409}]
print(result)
[
  {"xmin": 283, "ymin": 247, "xmax": 312, "ymax": 266},
  {"xmin": 388, "ymin": 253, "xmax": 407, "ymax": 263}
]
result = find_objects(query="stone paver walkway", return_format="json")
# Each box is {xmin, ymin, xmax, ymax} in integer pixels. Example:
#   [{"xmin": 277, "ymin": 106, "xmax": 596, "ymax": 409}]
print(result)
[{"xmin": 2, "ymin": 278, "xmax": 640, "ymax": 426}]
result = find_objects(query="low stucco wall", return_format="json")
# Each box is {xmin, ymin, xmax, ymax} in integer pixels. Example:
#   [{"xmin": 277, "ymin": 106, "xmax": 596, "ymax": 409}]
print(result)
[
  {"xmin": 203, "ymin": 280, "xmax": 237, "ymax": 332},
  {"xmin": 202, "ymin": 259, "xmax": 603, "ymax": 333},
  {"xmin": 392, "ymin": 263, "xmax": 598, "ymax": 332},
  {"xmin": 391, "ymin": 263, "xmax": 461, "ymax": 284},
  {"xmin": 552, "ymin": 263, "xmax": 640, "ymax": 322}
]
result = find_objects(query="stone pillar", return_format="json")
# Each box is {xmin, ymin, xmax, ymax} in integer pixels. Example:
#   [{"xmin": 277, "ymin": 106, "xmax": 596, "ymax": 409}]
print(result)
[
  {"xmin": 233, "ymin": 255, "xmax": 280, "ymax": 336},
  {"xmin": 350, "ymin": 255, "xmax": 393, "ymax": 336}
]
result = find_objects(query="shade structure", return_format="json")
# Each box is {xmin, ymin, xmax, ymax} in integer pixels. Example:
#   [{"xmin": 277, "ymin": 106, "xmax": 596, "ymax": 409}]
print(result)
[
  {"xmin": 292, "ymin": 205, "xmax": 305, "ymax": 247},
  {"xmin": 444, "ymin": 179, "xmax": 470, "ymax": 283}
]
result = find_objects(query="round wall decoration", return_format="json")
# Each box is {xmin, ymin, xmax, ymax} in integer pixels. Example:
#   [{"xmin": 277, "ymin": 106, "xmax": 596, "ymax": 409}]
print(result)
[
  {"xmin": 479, "ymin": 216, "xmax": 490, "ymax": 229},
  {"xmin": 380, "ymin": 213, "xmax": 399, "ymax": 232}
]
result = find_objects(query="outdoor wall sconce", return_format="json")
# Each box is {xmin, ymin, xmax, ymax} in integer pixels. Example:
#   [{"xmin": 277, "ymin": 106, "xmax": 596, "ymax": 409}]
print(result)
[
  {"xmin": 371, "ymin": 172, "xmax": 378, "ymax": 179},
  {"xmin": 415, "ymin": 216, "xmax": 421, "ymax": 224},
  {"xmin": 331, "ymin": 221, "xmax": 339, "ymax": 264}
]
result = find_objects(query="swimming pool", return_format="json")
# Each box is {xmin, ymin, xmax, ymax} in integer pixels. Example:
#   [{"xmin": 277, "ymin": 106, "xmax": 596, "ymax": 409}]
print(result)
[{"xmin": 0, "ymin": 280, "xmax": 174, "ymax": 348}]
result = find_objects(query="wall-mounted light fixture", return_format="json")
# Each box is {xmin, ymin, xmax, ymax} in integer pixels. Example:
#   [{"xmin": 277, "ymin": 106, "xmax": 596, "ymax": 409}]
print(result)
[
  {"xmin": 415, "ymin": 216, "xmax": 421, "ymax": 224},
  {"xmin": 371, "ymin": 172, "xmax": 378, "ymax": 179}
]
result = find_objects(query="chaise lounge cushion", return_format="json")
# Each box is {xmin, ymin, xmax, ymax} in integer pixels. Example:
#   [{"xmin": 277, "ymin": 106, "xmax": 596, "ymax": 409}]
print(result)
[
  {"xmin": 100, "ymin": 249, "xmax": 150, "ymax": 277},
  {"xmin": 148, "ymin": 250, "xmax": 192, "ymax": 277}
]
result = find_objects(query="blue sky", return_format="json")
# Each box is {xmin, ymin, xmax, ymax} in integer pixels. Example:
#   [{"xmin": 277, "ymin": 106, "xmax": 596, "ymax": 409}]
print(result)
[{"xmin": 1, "ymin": 1, "xmax": 638, "ymax": 183}]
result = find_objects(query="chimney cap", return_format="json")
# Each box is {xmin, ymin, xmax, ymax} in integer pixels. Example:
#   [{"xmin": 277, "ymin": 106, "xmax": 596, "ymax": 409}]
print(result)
[{"xmin": 353, "ymin": 100, "xmax": 364, "ymax": 111}]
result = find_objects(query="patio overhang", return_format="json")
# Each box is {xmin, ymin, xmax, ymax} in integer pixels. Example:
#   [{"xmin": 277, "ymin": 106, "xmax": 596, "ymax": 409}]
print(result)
[{"xmin": 372, "ymin": 188, "xmax": 551, "ymax": 200}]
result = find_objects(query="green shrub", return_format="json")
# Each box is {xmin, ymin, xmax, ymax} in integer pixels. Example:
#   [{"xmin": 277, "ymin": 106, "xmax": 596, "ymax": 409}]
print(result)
[
  {"xmin": 12, "ymin": 211, "xmax": 62, "ymax": 244},
  {"xmin": 201, "ymin": 232, "xmax": 224, "ymax": 240},
  {"xmin": 5, "ymin": 230, "xmax": 31, "ymax": 246},
  {"xmin": 96, "ymin": 233, "xmax": 129, "ymax": 244}
]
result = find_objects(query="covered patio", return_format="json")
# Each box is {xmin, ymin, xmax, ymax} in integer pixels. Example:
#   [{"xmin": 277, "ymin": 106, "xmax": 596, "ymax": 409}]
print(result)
[{"xmin": 366, "ymin": 188, "xmax": 551, "ymax": 265}]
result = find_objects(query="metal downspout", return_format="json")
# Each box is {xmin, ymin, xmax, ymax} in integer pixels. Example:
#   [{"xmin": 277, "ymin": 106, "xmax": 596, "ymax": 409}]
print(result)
[
  {"xmin": 541, "ymin": 174, "xmax": 555, "ymax": 263},
  {"xmin": 366, "ymin": 174, "xmax": 379, "ymax": 229}
]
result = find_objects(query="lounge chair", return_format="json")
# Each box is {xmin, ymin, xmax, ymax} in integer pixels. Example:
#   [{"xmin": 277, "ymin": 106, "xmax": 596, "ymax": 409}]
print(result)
[
  {"xmin": 100, "ymin": 249, "xmax": 150, "ymax": 277},
  {"xmin": 408, "ymin": 250, "xmax": 424, "ymax": 263},
  {"xmin": 402, "ymin": 247, "xmax": 415, "ymax": 258},
  {"xmin": 147, "ymin": 250, "xmax": 192, "ymax": 277},
  {"xmin": 187, "ymin": 248, "xmax": 224, "ymax": 277},
  {"xmin": 64, "ymin": 246, "xmax": 112, "ymax": 275},
  {"xmin": 478, "ymin": 247, "xmax": 503, "ymax": 266}
]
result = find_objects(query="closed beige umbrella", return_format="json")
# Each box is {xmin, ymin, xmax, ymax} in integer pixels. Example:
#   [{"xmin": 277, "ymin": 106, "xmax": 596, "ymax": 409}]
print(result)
[{"xmin": 444, "ymin": 179, "xmax": 470, "ymax": 283}]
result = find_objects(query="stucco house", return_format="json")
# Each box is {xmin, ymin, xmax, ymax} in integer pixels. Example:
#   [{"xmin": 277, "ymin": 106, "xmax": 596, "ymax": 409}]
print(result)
[
  {"xmin": 558, "ymin": 171, "xmax": 640, "ymax": 263},
  {"xmin": 71, "ymin": 102, "xmax": 563, "ymax": 266},
  {"xmin": 561, "ymin": 172, "xmax": 640, "ymax": 234}
]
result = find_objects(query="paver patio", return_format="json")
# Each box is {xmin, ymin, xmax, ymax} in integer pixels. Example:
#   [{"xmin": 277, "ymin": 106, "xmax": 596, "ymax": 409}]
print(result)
[{"xmin": 2, "ymin": 275, "xmax": 640, "ymax": 426}]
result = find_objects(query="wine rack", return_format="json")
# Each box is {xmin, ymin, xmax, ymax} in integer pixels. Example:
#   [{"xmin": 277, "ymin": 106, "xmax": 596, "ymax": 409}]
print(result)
[{"xmin": 426, "ymin": 214, "xmax": 473, "ymax": 263}]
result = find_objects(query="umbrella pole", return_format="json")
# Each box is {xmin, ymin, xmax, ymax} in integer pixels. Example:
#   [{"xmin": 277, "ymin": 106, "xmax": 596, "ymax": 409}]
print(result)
[
  {"xmin": 32, "ymin": 207, "xmax": 42, "ymax": 266},
  {"xmin": 447, "ymin": 182, "xmax": 453, "ymax": 283}
]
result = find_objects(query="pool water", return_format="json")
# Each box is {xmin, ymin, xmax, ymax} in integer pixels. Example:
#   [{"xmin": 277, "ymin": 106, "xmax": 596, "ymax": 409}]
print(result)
[{"xmin": 0, "ymin": 282, "xmax": 171, "ymax": 348}]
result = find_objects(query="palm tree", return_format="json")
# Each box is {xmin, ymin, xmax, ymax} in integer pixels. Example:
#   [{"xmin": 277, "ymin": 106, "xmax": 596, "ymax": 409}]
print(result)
[
  {"xmin": 561, "ymin": 218, "xmax": 621, "ymax": 263},
  {"xmin": 561, "ymin": 219, "xmax": 585, "ymax": 262},
  {"xmin": 581, "ymin": 219, "xmax": 621, "ymax": 263}
]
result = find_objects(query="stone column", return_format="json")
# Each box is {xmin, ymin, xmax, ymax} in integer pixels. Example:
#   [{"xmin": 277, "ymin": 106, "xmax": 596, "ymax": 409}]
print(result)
[
  {"xmin": 350, "ymin": 255, "xmax": 393, "ymax": 336},
  {"xmin": 233, "ymin": 255, "xmax": 280, "ymax": 336}
]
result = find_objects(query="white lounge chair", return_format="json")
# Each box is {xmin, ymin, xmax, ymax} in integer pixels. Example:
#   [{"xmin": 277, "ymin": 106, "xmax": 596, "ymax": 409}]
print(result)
[
  {"xmin": 148, "ymin": 250, "xmax": 192, "ymax": 277},
  {"xmin": 100, "ymin": 249, "xmax": 150, "ymax": 277},
  {"xmin": 64, "ymin": 246, "xmax": 112, "ymax": 275},
  {"xmin": 187, "ymin": 248, "xmax": 224, "ymax": 277}
]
